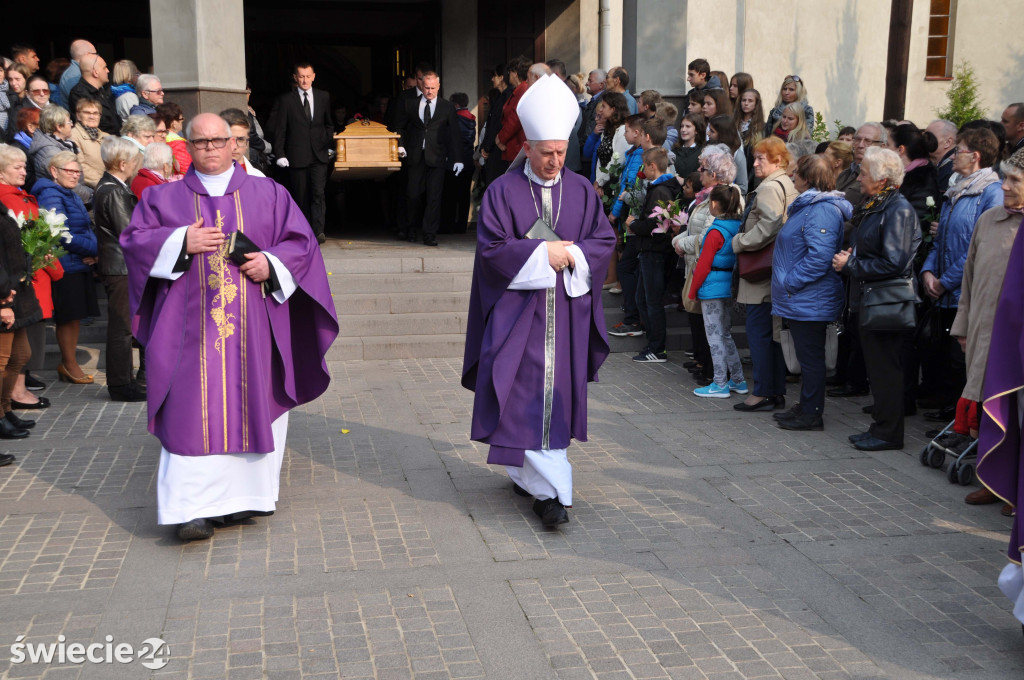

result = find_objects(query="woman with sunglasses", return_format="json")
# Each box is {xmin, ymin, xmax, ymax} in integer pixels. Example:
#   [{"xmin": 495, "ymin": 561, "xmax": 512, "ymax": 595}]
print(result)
[{"xmin": 764, "ymin": 76, "xmax": 814, "ymax": 139}]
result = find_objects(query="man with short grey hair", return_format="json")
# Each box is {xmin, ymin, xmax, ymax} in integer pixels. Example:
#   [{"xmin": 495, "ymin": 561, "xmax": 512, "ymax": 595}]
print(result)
[
  {"xmin": 578, "ymin": 69, "xmax": 607, "ymax": 176},
  {"xmin": 129, "ymin": 74, "xmax": 164, "ymax": 116},
  {"xmin": 926, "ymin": 119, "xmax": 958, "ymax": 190}
]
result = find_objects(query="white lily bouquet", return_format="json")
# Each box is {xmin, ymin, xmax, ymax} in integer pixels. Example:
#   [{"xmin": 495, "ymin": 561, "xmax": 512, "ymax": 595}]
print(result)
[{"xmin": 9, "ymin": 208, "xmax": 72, "ymax": 272}]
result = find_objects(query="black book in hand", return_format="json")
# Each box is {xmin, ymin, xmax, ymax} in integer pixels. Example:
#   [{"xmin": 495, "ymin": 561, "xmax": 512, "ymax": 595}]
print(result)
[
  {"xmin": 524, "ymin": 218, "xmax": 560, "ymax": 242},
  {"xmin": 227, "ymin": 231, "xmax": 262, "ymax": 266}
]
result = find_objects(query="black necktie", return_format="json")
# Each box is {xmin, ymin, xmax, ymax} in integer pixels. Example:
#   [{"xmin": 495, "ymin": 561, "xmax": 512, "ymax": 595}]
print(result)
[
  {"xmin": 423, "ymin": 99, "xmax": 432, "ymax": 125},
  {"xmin": 302, "ymin": 91, "xmax": 311, "ymax": 121}
]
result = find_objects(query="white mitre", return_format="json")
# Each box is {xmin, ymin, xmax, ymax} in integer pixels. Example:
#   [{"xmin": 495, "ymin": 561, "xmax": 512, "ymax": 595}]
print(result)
[{"xmin": 507, "ymin": 74, "xmax": 580, "ymax": 172}]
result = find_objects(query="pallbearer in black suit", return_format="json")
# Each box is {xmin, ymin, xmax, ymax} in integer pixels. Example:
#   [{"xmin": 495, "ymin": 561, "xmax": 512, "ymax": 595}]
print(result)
[
  {"xmin": 393, "ymin": 72, "xmax": 464, "ymax": 246},
  {"xmin": 268, "ymin": 63, "xmax": 334, "ymax": 244}
]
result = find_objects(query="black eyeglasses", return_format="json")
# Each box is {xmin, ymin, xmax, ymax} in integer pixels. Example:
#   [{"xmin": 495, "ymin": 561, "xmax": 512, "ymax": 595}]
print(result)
[{"xmin": 188, "ymin": 137, "xmax": 231, "ymax": 150}]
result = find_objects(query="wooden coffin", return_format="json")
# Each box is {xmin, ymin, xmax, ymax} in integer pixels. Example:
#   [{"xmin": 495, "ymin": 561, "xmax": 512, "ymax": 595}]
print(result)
[{"xmin": 332, "ymin": 119, "xmax": 402, "ymax": 180}]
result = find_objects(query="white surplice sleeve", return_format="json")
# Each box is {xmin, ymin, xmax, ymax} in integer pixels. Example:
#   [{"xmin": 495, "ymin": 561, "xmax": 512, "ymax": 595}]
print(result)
[
  {"xmin": 150, "ymin": 226, "xmax": 189, "ymax": 280},
  {"xmin": 263, "ymin": 252, "xmax": 297, "ymax": 303},
  {"xmin": 508, "ymin": 242, "xmax": 556, "ymax": 290},
  {"xmin": 563, "ymin": 244, "xmax": 591, "ymax": 298}
]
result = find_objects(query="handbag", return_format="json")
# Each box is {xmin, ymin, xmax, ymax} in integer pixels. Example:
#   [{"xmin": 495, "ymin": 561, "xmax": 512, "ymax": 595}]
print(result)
[
  {"xmin": 780, "ymin": 322, "xmax": 840, "ymax": 375},
  {"xmin": 681, "ymin": 267, "xmax": 701, "ymax": 314},
  {"xmin": 859, "ymin": 278, "xmax": 917, "ymax": 331},
  {"xmin": 736, "ymin": 179, "xmax": 781, "ymax": 283}
]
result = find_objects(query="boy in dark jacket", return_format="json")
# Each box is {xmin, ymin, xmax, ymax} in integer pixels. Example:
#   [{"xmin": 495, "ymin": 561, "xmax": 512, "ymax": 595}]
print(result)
[
  {"xmin": 626, "ymin": 147, "xmax": 679, "ymax": 362},
  {"xmin": 441, "ymin": 92, "xmax": 477, "ymax": 233}
]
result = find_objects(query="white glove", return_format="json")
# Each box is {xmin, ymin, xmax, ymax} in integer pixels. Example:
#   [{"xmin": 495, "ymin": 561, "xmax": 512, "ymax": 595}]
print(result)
[
  {"xmin": 398, "ymin": 146, "xmax": 407, "ymax": 159},
  {"xmin": 453, "ymin": 163, "xmax": 464, "ymax": 176},
  {"xmin": 276, "ymin": 157, "xmax": 290, "ymax": 168}
]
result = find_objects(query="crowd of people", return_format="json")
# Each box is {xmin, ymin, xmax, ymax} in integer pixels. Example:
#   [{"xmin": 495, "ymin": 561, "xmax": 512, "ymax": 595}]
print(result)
[{"xmin": 468, "ymin": 56, "xmax": 1023, "ymax": 478}]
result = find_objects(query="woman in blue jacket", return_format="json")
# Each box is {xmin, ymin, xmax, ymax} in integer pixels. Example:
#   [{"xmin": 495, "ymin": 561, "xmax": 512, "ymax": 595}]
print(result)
[
  {"xmin": 772, "ymin": 155, "xmax": 852, "ymax": 430},
  {"xmin": 32, "ymin": 151, "xmax": 99, "ymax": 384},
  {"xmin": 919, "ymin": 127, "xmax": 1003, "ymax": 408},
  {"xmin": 689, "ymin": 184, "xmax": 747, "ymax": 398}
]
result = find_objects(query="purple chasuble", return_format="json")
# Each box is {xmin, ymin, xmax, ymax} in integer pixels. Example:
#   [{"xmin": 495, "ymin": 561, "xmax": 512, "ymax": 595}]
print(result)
[
  {"xmin": 978, "ymin": 217, "xmax": 1024, "ymax": 564},
  {"xmin": 121, "ymin": 164, "xmax": 339, "ymax": 456},
  {"xmin": 462, "ymin": 168, "xmax": 615, "ymax": 466}
]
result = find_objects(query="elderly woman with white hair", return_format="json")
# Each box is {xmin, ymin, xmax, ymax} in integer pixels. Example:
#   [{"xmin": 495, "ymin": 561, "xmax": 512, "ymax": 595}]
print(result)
[
  {"xmin": 130, "ymin": 141, "xmax": 173, "ymax": 199},
  {"xmin": 93, "ymin": 136, "xmax": 145, "ymax": 402},
  {"xmin": 832, "ymin": 146, "xmax": 921, "ymax": 451},
  {"xmin": 120, "ymin": 114, "xmax": 157, "ymax": 155},
  {"xmin": 672, "ymin": 144, "xmax": 738, "ymax": 383}
]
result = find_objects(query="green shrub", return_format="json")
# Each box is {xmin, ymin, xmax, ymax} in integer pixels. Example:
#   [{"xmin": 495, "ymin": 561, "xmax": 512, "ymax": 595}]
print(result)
[{"xmin": 935, "ymin": 61, "xmax": 986, "ymax": 128}]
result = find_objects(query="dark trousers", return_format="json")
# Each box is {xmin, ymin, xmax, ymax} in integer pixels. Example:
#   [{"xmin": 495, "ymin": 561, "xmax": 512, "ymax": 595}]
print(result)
[
  {"xmin": 406, "ymin": 162, "xmax": 446, "ymax": 236},
  {"xmin": 102, "ymin": 274, "xmax": 134, "ymax": 388},
  {"xmin": 287, "ymin": 162, "xmax": 329, "ymax": 236},
  {"xmin": 23, "ymin": 321, "xmax": 45, "ymax": 372},
  {"xmin": 618, "ymin": 238, "xmax": 640, "ymax": 326},
  {"xmin": 836, "ymin": 312, "xmax": 869, "ymax": 390},
  {"xmin": 787, "ymin": 319, "xmax": 827, "ymax": 415},
  {"xmin": 484, "ymin": 153, "xmax": 509, "ymax": 185},
  {"xmin": 688, "ymin": 311, "xmax": 712, "ymax": 369},
  {"xmin": 440, "ymin": 168, "xmax": 473, "ymax": 233},
  {"xmin": 636, "ymin": 251, "xmax": 667, "ymax": 354},
  {"xmin": 917, "ymin": 305, "xmax": 966, "ymax": 405},
  {"xmin": 861, "ymin": 327, "xmax": 907, "ymax": 444},
  {"xmin": 746, "ymin": 302, "xmax": 786, "ymax": 397}
]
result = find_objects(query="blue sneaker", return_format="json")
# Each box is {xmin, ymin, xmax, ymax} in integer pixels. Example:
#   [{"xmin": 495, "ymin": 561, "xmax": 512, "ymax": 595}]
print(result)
[
  {"xmin": 728, "ymin": 380, "xmax": 749, "ymax": 394},
  {"xmin": 694, "ymin": 382, "xmax": 731, "ymax": 398}
]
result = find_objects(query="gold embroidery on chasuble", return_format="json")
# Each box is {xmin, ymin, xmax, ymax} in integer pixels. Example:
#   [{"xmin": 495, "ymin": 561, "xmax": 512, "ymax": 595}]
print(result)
[{"xmin": 193, "ymin": 195, "xmax": 251, "ymax": 453}]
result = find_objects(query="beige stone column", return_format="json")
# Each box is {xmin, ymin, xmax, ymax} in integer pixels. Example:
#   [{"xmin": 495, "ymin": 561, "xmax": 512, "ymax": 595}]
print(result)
[
  {"xmin": 442, "ymin": 0, "xmax": 477, "ymax": 110},
  {"xmin": 150, "ymin": 0, "xmax": 248, "ymax": 121}
]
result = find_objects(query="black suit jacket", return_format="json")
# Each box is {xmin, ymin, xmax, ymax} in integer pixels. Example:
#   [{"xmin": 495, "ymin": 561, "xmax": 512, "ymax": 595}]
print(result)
[
  {"xmin": 394, "ymin": 95, "xmax": 458, "ymax": 170},
  {"xmin": 267, "ymin": 87, "xmax": 334, "ymax": 168}
]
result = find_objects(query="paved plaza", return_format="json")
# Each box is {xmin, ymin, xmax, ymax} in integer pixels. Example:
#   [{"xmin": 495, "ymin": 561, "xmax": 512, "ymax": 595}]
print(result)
[{"xmin": 0, "ymin": 238, "xmax": 1022, "ymax": 680}]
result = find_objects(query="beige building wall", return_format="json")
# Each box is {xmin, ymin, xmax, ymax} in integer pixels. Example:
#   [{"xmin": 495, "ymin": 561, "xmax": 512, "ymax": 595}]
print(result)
[{"xmin": 441, "ymin": 0, "xmax": 477, "ymax": 111}]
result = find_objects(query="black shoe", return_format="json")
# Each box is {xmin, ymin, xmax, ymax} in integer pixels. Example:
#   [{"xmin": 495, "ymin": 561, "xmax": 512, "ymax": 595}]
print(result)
[
  {"xmin": 512, "ymin": 483, "xmax": 531, "ymax": 497},
  {"xmin": 407, "ymin": 230, "xmax": 420, "ymax": 243},
  {"xmin": 423, "ymin": 234, "xmax": 438, "ymax": 247},
  {"xmin": 853, "ymin": 436, "xmax": 903, "ymax": 451},
  {"xmin": 223, "ymin": 510, "xmax": 274, "ymax": 523},
  {"xmin": 924, "ymin": 406, "xmax": 956, "ymax": 422},
  {"xmin": 777, "ymin": 414, "xmax": 823, "ymax": 431},
  {"xmin": 316, "ymin": 233, "xmax": 326, "ymax": 244},
  {"xmin": 108, "ymin": 383, "xmax": 147, "ymax": 402},
  {"xmin": 395, "ymin": 230, "xmax": 408, "ymax": 241},
  {"xmin": 772, "ymin": 395, "xmax": 786, "ymax": 410},
  {"xmin": 0, "ymin": 418, "xmax": 29, "ymax": 439},
  {"xmin": 827, "ymin": 385, "xmax": 870, "ymax": 397},
  {"xmin": 733, "ymin": 397, "xmax": 776, "ymax": 412},
  {"xmin": 848, "ymin": 431, "xmax": 873, "ymax": 443},
  {"xmin": 683, "ymin": 361, "xmax": 700, "ymax": 370},
  {"xmin": 135, "ymin": 369, "xmax": 147, "ymax": 387},
  {"xmin": 825, "ymin": 375, "xmax": 844, "ymax": 386},
  {"xmin": 773, "ymin": 403, "xmax": 802, "ymax": 421},
  {"xmin": 924, "ymin": 428, "xmax": 943, "ymax": 439},
  {"xmin": 11, "ymin": 396, "xmax": 49, "ymax": 409},
  {"xmin": 176, "ymin": 518, "xmax": 215, "ymax": 541},
  {"xmin": 24, "ymin": 372, "xmax": 46, "ymax": 391},
  {"xmin": 862, "ymin": 404, "xmax": 873, "ymax": 414},
  {"xmin": 0, "ymin": 453, "xmax": 14, "ymax": 467},
  {"xmin": 6, "ymin": 412, "xmax": 34, "ymax": 429},
  {"xmin": 532, "ymin": 498, "xmax": 569, "ymax": 528}
]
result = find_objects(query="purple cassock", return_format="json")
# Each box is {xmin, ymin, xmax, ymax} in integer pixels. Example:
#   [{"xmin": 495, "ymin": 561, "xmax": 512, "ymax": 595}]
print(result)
[
  {"xmin": 121, "ymin": 164, "xmax": 339, "ymax": 456},
  {"xmin": 978, "ymin": 217, "xmax": 1024, "ymax": 564},
  {"xmin": 461, "ymin": 167, "xmax": 616, "ymax": 466}
]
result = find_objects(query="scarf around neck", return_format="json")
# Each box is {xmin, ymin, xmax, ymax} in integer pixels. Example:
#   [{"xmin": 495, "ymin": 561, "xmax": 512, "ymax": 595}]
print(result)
[{"xmin": 946, "ymin": 166, "xmax": 1000, "ymax": 207}]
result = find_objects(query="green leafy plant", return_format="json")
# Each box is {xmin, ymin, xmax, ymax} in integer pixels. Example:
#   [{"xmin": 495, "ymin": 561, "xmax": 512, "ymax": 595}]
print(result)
[
  {"xmin": 832, "ymin": 119, "xmax": 846, "ymax": 139},
  {"xmin": 935, "ymin": 60, "xmax": 986, "ymax": 128},
  {"xmin": 811, "ymin": 113, "xmax": 830, "ymax": 143}
]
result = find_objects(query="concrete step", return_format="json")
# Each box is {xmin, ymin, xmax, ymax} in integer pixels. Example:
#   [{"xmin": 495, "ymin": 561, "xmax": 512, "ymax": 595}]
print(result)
[
  {"xmin": 325, "ymin": 255, "xmax": 474, "ymax": 275},
  {"xmin": 329, "ymin": 272, "xmax": 472, "ymax": 295},
  {"xmin": 334, "ymin": 291, "xmax": 471, "ymax": 315},
  {"xmin": 327, "ymin": 334, "xmax": 466, "ymax": 361},
  {"xmin": 337, "ymin": 311, "xmax": 467, "ymax": 338}
]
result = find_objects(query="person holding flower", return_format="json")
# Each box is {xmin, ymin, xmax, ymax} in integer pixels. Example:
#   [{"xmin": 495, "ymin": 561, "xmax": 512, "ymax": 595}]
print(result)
[
  {"xmin": 34, "ymin": 151, "xmax": 98, "ymax": 384},
  {"xmin": 625, "ymin": 147, "xmax": 679, "ymax": 363},
  {"xmin": 0, "ymin": 144, "xmax": 47, "ymax": 438}
]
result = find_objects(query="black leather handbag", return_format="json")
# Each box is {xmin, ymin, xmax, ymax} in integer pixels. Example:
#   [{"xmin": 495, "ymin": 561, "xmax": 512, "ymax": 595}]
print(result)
[{"xmin": 859, "ymin": 278, "xmax": 917, "ymax": 331}]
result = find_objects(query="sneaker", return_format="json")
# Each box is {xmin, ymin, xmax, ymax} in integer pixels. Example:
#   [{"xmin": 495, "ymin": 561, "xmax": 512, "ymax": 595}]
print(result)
[
  {"xmin": 728, "ymin": 380, "xmax": 749, "ymax": 394},
  {"xmin": 633, "ymin": 350, "xmax": 667, "ymax": 363},
  {"xmin": 694, "ymin": 382, "xmax": 731, "ymax": 398},
  {"xmin": 608, "ymin": 286, "xmax": 622, "ymax": 295},
  {"xmin": 608, "ymin": 322, "xmax": 643, "ymax": 337}
]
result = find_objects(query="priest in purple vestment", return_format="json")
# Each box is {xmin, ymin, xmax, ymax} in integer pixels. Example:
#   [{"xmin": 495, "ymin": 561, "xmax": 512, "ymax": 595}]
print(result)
[
  {"xmin": 121, "ymin": 113, "xmax": 339, "ymax": 542},
  {"xmin": 462, "ymin": 74, "xmax": 616, "ymax": 528}
]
